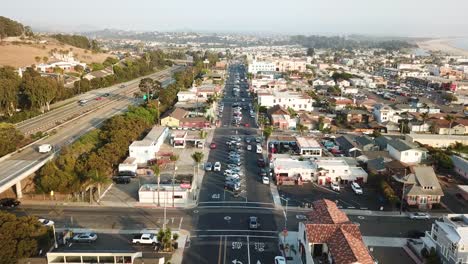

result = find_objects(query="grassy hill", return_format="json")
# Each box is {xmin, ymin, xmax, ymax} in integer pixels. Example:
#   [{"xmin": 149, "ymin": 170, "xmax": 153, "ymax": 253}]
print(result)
[{"xmin": 0, "ymin": 40, "xmax": 111, "ymax": 67}]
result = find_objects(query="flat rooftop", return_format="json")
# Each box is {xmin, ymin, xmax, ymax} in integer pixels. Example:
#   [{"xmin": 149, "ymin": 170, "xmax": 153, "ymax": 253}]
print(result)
[
  {"xmin": 272, "ymin": 158, "xmax": 316, "ymax": 170},
  {"xmin": 296, "ymin": 136, "xmax": 321, "ymax": 148}
]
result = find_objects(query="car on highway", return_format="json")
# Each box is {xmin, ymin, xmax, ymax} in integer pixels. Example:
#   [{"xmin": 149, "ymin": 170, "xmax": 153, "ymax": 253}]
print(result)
[
  {"xmin": 78, "ymin": 99, "xmax": 88, "ymax": 106},
  {"xmin": 120, "ymin": 85, "xmax": 126, "ymax": 88},
  {"xmin": 0, "ymin": 198, "xmax": 20, "ymax": 208},
  {"xmin": 331, "ymin": 182, "xmax": 341, "ymax": 192},
  {"xmin": 249, "ymin": 216, "xmax": 259, "ymax": 229},
  {"xmin": 210, "ymin": 143, "xmax": 217, "ymax": 149},
  {"xmin": 262, "ymin": 176, "xmax": 270, "ymax": 184},
  {"xmin": 409, "ymin": 212, "xmax": 430, "ymax": 220},
  {"xmin": 73, "ymin": 233, "xmax": 98, "ymax": 243},
  {"xmin": 103, "ymin": 93, "xmax": 110, "ymax": 97},
  {"xmin": 351, "ymin": 182, "xmax": 363, "ymax": 194},
  {"xmin": 95, "ymin": 97, "xmax": 103, "ymax": 101},
  {"xmin": 205, "ymin": 162, "xmax": 213, "ymax": 171},
  {"xmin": 214, "ymin": 162, "xmax": 221, "ymax": 172},
  {"xmin": 38, "ymin": 218, "xmax": 55, "ymax": 227}
]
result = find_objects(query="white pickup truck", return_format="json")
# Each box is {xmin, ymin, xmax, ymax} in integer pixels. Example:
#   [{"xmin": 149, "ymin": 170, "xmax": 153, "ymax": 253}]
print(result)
[
  {"xmin": 38, "ymin": 144, "xmax": 52, "ymax": 153},
  {"xmin": 132, "ymin": 233, "xmax": 158, "ymax": 245}
]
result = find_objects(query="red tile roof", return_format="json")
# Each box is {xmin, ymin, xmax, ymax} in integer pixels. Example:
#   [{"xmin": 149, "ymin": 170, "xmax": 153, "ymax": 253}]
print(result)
[{"xmin": 304, "ymin": 199, "xmax": 374, "ymax": 264}]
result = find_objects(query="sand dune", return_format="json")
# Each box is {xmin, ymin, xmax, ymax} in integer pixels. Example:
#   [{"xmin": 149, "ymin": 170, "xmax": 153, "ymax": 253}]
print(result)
[{"xmin": 417, "ymin": 38, "xmax": 468, "ymax": 56}]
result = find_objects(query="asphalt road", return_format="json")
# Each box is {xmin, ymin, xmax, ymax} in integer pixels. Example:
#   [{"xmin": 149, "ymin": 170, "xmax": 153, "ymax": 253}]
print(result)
[
  {"xmin": 7, "ymin": 64, "xmax": 438, "ymax": 263},
  {"xmin": 0, "ymin": 66, "xmax": 183, "ymax": 194}
]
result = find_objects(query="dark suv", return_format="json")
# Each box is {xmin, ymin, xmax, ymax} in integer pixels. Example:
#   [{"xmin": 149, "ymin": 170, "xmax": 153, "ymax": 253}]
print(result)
[{"xmin": 0, "ymin": 198, "xmax": 20, "ymax": 208}]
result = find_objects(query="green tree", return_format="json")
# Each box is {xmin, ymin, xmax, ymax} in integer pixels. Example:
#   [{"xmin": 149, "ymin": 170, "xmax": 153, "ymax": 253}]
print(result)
[
  {"xmin": 191, "ymin": 152, "xmax": 204, "ymax": 189},
  {"xmin": 87, "ymin": 170, "xmax": 110, "ymax": 202},
  {"xmin": 0, "ymin": 66, "xmax": 21, "ymax": 116},
  {"xmin": 263, "ymin": 125, "xmax": 273, "ymax": 140},
  {"xmin": 34, "ymin": 56, "xmax": 41, "ymax": 64},
  {"xmin": 0, "ymin": 211, "xmax": 50, "ymax": 264},
  {"xmin": 296, "ymin": 123, "xmax": 308, "ymax": 136},
  {"xmin": 0, "ymin": 123, "xmax": 24, "ymax": 157}
]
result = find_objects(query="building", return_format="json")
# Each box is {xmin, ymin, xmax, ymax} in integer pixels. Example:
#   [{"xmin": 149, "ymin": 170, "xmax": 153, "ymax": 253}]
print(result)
[
  {"xmin": 297, "ymin": 199, "xmax": 374, "ymax": 264},
  {"xmin": 257, "ymin": 91, "xmax": 314, "ymax": 112},
  {"xmin": 298, "ymin": 112, "xmax": 332, "ymax": 130},
  {"xmin": 296, "ymin": 137, "xmax": 322, "ymax": 157},
  {"xmin": 267, "ymin": 105, "xmax": 296, "ymax": 130},
  {"xmin": 271, "ymin": 157, "xmax": 368, "ymax": 185},
  {"xmin": 430, "ymin": 119, "xmax": 467, "ymax": 135},
  {"xmin": 274, "ymin": 58, "xmax": 307, "ymax": 73},
  {"xmin": 314, "ymin": 158, "xmax": 368, "ymax": 185},
  {"xmin": 451, "ymin": 155, "xmax": 468, "ymax": 180},
  {"xmin": 329, "ymin": 97, "xmax": 354, "ymax": 111},
  {"xmin": 394, "ymin": 166, "xmax": 444, "ymax": 210},
  {"xmin": 422, "ymin": 214, "xmax": 468, "ymax": 264},
  {"xmin": 387, "ymin": 139, "xmax": 426, "ymax": 164},
  {"xmin": 129, "ymin": 126, "xmax": 169, "ymax": 164},
  {"xmin": 341, "ymin": 109, "xmax": 373, "ymax": 124},
  {"xmin": 405, "ymin": 134, "xmax": 468, "ymax": 148},
  {"xmin": 373, "ymin": 104, "xmax": 399, "ymax": 123},
  {"xmin": 160, "ymin": 107, "xmax": 211, "ymax": 129},
  {"xmin": 47, "ymin": 251, "xmax": 142, "ymax": 264},
  {"xmin": 248, "ymin": 60, "xmax": 276, "ymax": 73},
  {"xmin": 138, "ymin": 183, "xmax": 191, "ymax": 206}
]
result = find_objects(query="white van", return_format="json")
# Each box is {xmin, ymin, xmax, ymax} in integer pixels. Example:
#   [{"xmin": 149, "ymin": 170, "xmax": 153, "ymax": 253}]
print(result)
[
  {"xmin": 256, "ymin": 144, "xmax": 262, "ymax": 154},
  {"xmin": 38, "ymin": 144, "xmax": 52, "ymax": 153}
]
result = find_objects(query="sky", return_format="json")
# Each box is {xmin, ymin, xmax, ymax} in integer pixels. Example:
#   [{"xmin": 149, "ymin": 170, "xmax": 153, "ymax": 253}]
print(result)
[{"xmin": 3, "ymin": 0, "xmax": 468, "ymax": 37}]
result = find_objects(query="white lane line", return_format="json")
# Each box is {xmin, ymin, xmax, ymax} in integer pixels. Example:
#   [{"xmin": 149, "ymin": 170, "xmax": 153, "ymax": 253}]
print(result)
[
  {"xmin": 223, "ymin": 235, "xmax": 227, "ymax": 264},
  {"xmin": 247, "ymin": 235, "xmax": 251, "ymax": 264},
  {"xmin": 194, "ymin": 229, "xmax": 278, "ymax": 233}
]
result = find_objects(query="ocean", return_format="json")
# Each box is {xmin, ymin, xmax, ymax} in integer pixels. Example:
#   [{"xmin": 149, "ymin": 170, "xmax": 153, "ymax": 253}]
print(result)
[{"xmin": 449, "ymin": 38, "xmax": 468, "ymax": 51}]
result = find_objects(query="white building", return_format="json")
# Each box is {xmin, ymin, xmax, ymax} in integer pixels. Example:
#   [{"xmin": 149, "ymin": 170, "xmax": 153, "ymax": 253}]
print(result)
[
  {"xmin": 349, "ymin": 78, "xmax": 366, "ymax": 87},
  {"xmin": 138, "ymin": 184, "xmax": 190, "ymax": 206},
  {"xmin": 373, "ymin": 104, "xmax": 399, "ymax": 123},
  {"xmin": 271, "ymin": 157, "xmax": 368, "ymax": 185},
  {"xmin": 387, "ymin": 139, "xmax": 425, "ymax": 164},
  {"xmin": 406, "ymin": 134, "xmax": 468, "ymax": 148},
  {"xmin": 422, "ymin": 214, "xmax": 468, "ymax": 264},
  {"xmin": 129, "ymin": 126, "xmax": 169, "ymax": 163},
  {"xmin": 340, "ymin": 86, "xmax": 359, "ymax": 94},
  {"xmin": 177, "ymin": 91, "xmax": 197, "ymax": 102},
  {"xmin": 257, "ymin": 91, "xmax": 314, "ymax": 112},
  {"xmin": 296, "ymin": 137, "xmax": 322, "ymax": 157},
  {"xmin": 248, "ymin": 60, "xmax": 276, "ymax": 74}
]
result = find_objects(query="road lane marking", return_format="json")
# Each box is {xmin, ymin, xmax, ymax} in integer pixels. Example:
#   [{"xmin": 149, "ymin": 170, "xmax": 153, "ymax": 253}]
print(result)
[
  {"xmin": 223, "ymin": 235, "xmax": 227, "ymax": 264},
  {"xmin": 218, "ymin": 236, "xmax": 223, "ymax": 264},
  {"xmin": 247, "ymin": 235, "xmax": 251, "ymax": 264}
]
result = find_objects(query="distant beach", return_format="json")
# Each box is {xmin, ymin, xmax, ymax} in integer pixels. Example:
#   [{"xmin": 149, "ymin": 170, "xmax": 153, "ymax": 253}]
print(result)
[{"xmin": 416, "ymin": 38, "xmax": 468, "ymax": 56}]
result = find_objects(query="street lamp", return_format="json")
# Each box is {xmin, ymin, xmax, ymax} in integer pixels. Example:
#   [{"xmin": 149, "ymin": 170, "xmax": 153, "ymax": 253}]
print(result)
[
  {"xmin": 279, "ymin": 196, "xmax": 289, "ymax": 230},
  {"xmin": 172, "ymin": 165, "xmax": 178, "ymax": 208},
  {"xmin": 50, "ymin": 190, "xmax": 58, "ymax": 249}
]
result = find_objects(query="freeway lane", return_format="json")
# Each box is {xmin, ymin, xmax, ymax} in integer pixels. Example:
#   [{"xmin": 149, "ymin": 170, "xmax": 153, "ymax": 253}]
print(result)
[
  {"xmin": 0, "ymin": 66, "xmax": 183, "ymax": 195},
  {"xmin": 15, "ymin": 67, "xmax": 178, "ymax": 135}
]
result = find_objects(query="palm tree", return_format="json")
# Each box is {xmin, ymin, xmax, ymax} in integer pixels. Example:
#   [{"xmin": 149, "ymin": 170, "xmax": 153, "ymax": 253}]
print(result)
[
  {"xmin": 34, "ymin": 56, "xmax": 41, "ymax": 64},
  {"xmin": 420, "ymin": 112, "xmax": 429, "ymax": 132},
  {"xmin": 42, "ymin": 56, "xmax": 48, "ymax": 64},
  {"xmin": 191, "ymin": 152, "xmax": 204, "ymax": 190},
  {"xmin": 445, "ymin": 114, "xmax": 455, "ymax": 135},
  {"xmin": 170, "ymin": 155, "xmax": 179, "ymax": 207},
  {"xmin": 152, "ymin": 164, "xmax": 161, "ymax": 206},
  {"xmin": 88, "ymin": 170, "xmax": 110, "ymax": 203}
]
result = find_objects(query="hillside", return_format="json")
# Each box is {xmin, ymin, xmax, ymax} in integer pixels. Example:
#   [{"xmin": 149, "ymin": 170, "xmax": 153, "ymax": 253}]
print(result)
[
  {"xmin": 0, "ymin": 40, "xmax": 111, "ymax": 67},
  {"xmin": 0, "ymin": 16, "xmax": 32, "ymax": 38}
]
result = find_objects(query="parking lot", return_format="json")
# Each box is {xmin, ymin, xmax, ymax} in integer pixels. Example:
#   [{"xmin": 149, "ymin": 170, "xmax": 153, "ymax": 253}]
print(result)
[
  {"xmin": 277, "ymin": 182, "xmax": 386, "ymax": 210},
  {"xmin": 183, "ymin": 236, "xmax": 279, "ymax": 264}
]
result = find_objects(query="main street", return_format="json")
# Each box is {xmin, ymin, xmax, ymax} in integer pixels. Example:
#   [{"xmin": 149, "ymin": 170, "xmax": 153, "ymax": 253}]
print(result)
[
  {"xmin": 0, "ymin": 66, "xmax": 183, "ymax": 195},
  {"xmin": 7, "ymin": 64, "xmax": 436, "ymax": 264}
]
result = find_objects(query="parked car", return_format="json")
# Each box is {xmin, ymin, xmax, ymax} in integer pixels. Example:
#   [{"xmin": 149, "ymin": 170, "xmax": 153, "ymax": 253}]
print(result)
[
  {"xmin": 132, "ymin": 233, "xmax": 158, "ymax": 245},
  {"xmin": 225, "ymin": 182, "xmax": 240, "ymax": 191},
  {"xmin": 249, "ymin": 216, "xmax": 259, "ymax": 229},
  {"xmin": 227, "ymin": 164, "xmax": 241, "ymax": 170},
  {"xmin": 275, "ymin": 256, "xmax": 286, "ymax": 264},
  {"xmin": 331, "ymin": 182, "xmax": 340, "ymax": 192},
  {"xmin": 214, "ymin": 162, "xmax": 221, "ymax": 172},
  {"xmin": 73, "ymin": 233, "xmax": 98, "ymax": 243},
  {"xmin": 113, "ymin": 176, "xmax": 131, "ymax": 184},
  {"xmin": 38, "ymin": 218, "xmax": 54, "ymax": 227},
  {"xmin": 351, "ymin": 182, "xmax": 363, "ymax": 194},
  {"xmin": 262, "ymin": 176, "xmax": 270, "ymax": 185},
  {"xmin": 257, "ymin": 158, "xmax": 265, "ymax": 167},
  {"xmin": 210, "ymin": 143, "xmax": 217, "ymax": 149},
  {"xmin": 409, "ymin": 212, "xmax": 430, "ymax": 220},
  {"xmin": 247, "ymin": 145, "xmax": 252, "ymax": 151},
  {"xmin": 0, "ymin": 198, "xmax": 20, "ymax": 208},
  {"xmin": 205, "ymin": 162, "xmax": 213, "ymax": 171}
]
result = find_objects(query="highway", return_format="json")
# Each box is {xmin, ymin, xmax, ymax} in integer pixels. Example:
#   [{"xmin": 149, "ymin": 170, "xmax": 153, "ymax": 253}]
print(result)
[{"xmin": 0, "ymin": 66, "xmax": 184, "ymax": 195}]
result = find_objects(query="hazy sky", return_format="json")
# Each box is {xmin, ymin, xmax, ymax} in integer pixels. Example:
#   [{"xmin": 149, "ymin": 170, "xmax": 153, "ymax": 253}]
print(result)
[{"xmin": 3, "ymin": 0, "xmax": 468, "ymax": 37}]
